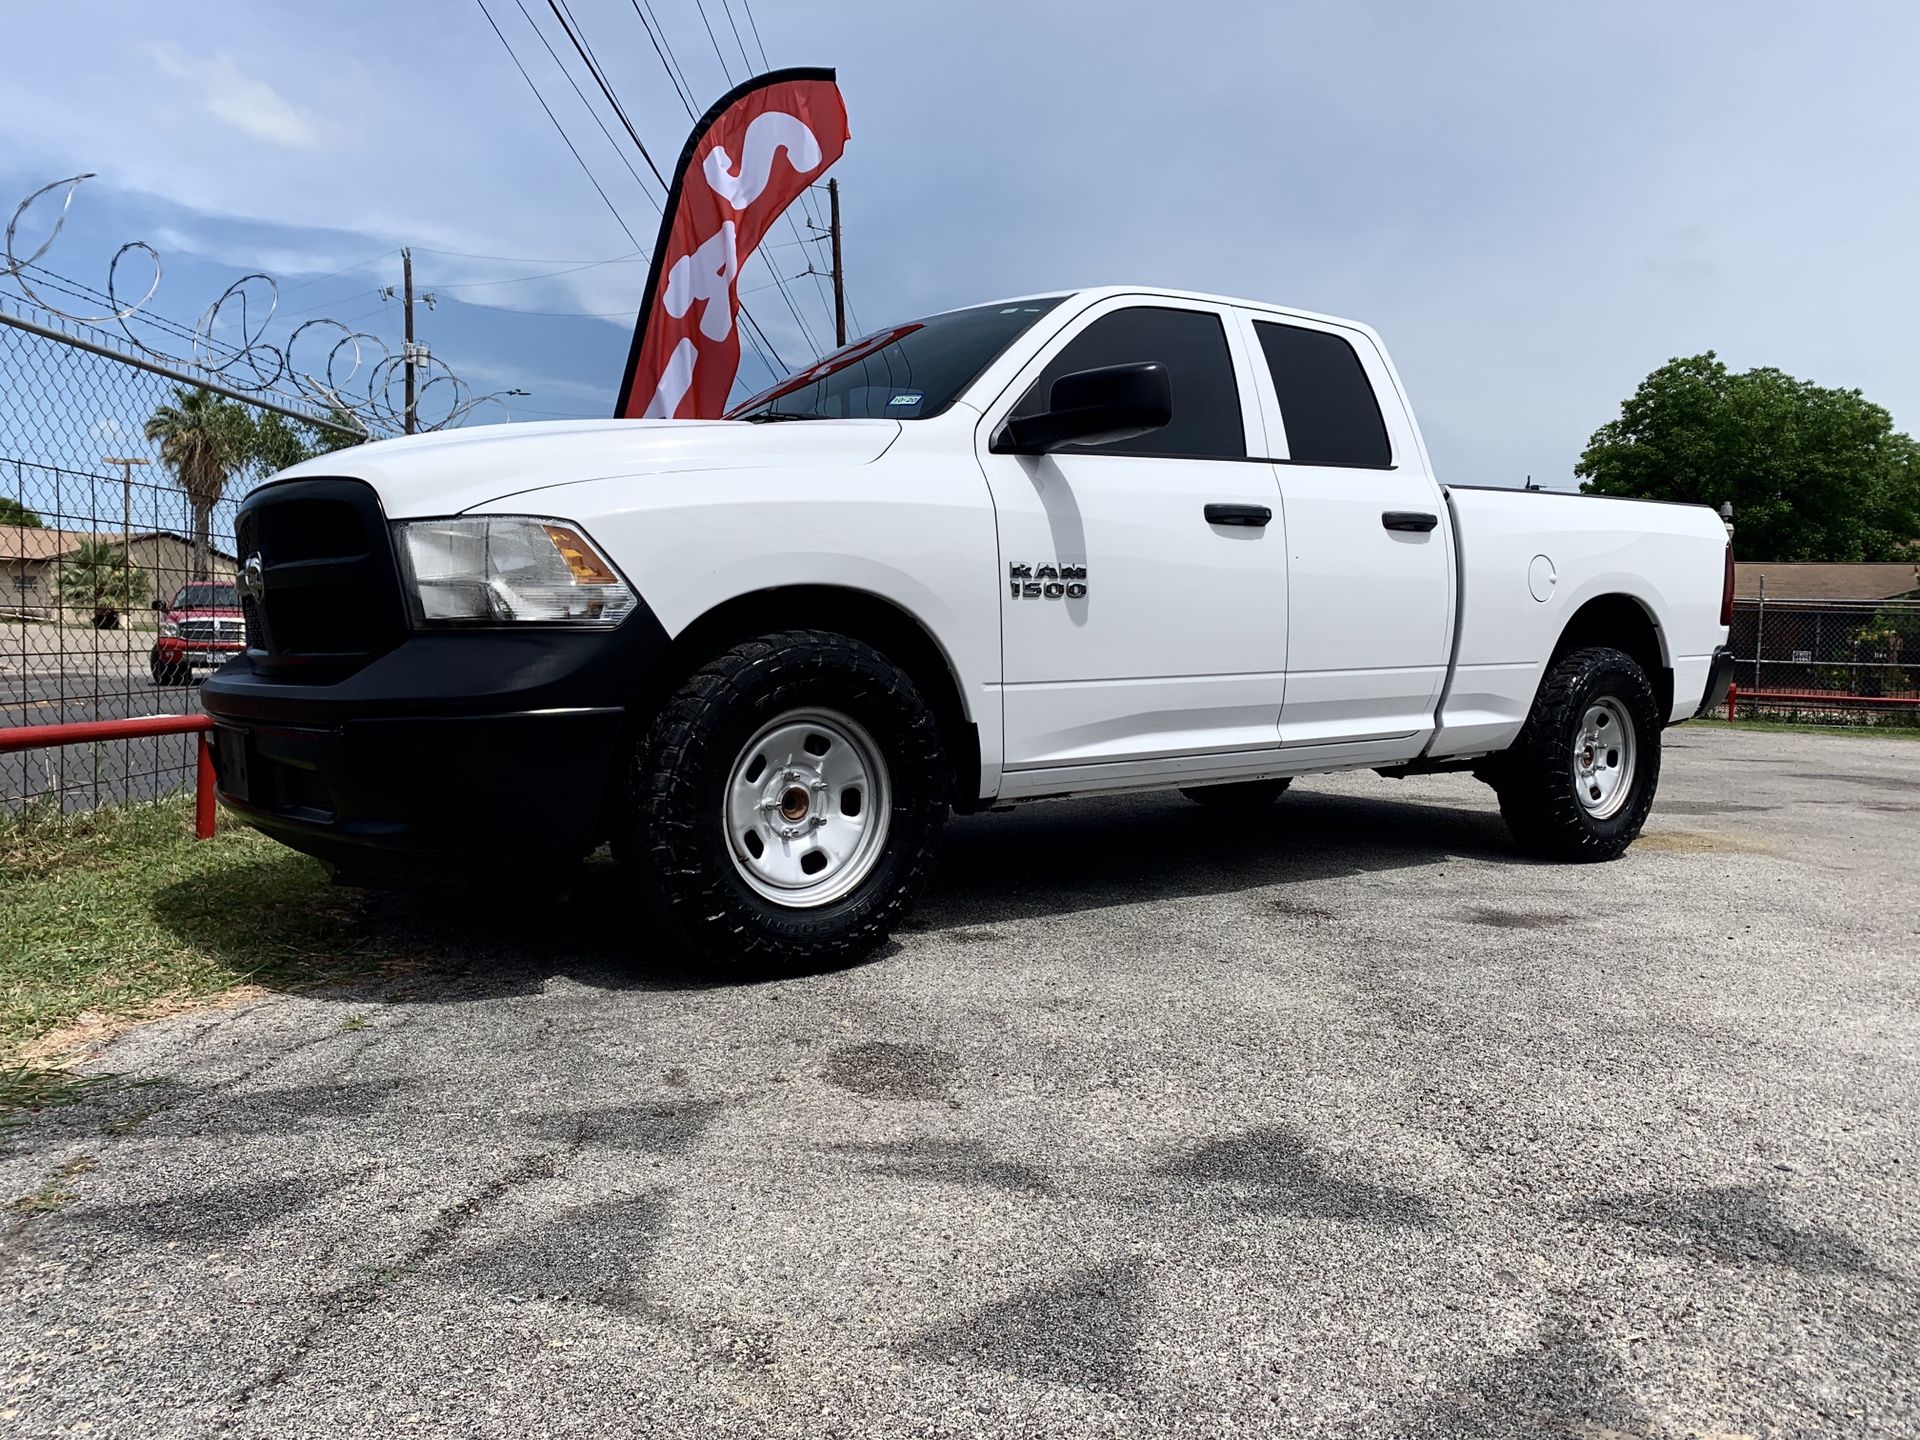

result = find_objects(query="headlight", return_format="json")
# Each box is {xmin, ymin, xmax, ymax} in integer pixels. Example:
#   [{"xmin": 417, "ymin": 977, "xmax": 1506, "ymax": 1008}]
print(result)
[
  {"xmin": 159, "ymin": 618, "xmax": 180, "ymax": 638},
  {"xmin": 392, "ymin": 517, "xmax": 637, "ymax": 627}
]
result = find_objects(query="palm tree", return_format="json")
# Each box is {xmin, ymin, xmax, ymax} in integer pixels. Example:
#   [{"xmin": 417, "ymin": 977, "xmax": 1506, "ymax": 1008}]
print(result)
[
  {"xmin": 143, "ymin": 386, "xmax": 252, "ymax": 580},
  {"xmin": 55, "ymin": 538, "xmax": 149, "ymax": 629}
]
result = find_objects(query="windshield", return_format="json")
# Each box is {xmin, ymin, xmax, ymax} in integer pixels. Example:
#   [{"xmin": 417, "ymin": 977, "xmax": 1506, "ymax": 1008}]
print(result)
[
  {"xmin": 727, "ymin": 297, "xmax": 1064, "ymax": 422},
  {"xmin": 175, "ymin": 583, "xmax": 239, "ymax": 609}
]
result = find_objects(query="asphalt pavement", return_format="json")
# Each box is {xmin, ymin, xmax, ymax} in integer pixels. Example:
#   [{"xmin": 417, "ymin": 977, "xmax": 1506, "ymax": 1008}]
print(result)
[
  {"xmin": 2, "ymin": 726, "xmax": 1915, "ymax": 1437},
  {"xmin": 0, "ymin": 640, "xmax": 204, "ymax": 812}
]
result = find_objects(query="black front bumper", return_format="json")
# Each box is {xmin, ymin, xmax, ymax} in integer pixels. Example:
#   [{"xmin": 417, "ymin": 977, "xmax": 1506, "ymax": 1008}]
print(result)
[
  {"xmin": 201, "ymin": 621, "xmax": 668, "ymax": 881},
  {"xmin": 1695, "ymin": 645, "xmax": 1736, "ymax": 718}
]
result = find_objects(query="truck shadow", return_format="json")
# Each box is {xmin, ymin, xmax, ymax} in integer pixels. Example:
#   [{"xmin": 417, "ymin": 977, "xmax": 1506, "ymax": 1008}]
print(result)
[
  {"xmin": 148, "ymin": 784, "xmax": 1524, "ymax": 1000},
  {"xmin": 914, "ymin": 786, "xmax": 1518, "ymax": 933}
]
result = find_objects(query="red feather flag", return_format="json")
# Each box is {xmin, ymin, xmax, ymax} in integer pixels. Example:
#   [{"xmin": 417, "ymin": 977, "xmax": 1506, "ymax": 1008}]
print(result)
[{"xmin": 615, "ymin": 68, "xmax": 849, "ymax": 419}]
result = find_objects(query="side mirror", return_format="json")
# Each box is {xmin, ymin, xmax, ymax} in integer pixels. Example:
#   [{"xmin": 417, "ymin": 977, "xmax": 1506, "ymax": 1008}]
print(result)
[
  {"xmin": 991, "ymin": 362, "xmax": 1173, "ymax": 455},
  {"xmin": 150, "ymin": 599, "xmax": 166, "ymax": 612}
]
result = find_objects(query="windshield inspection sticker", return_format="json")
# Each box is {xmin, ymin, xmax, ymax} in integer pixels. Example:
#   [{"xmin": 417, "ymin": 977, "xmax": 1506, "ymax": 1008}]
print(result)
[{"xmin": 888, "ymin": 392, "xmax": 924, "ymax": 407}]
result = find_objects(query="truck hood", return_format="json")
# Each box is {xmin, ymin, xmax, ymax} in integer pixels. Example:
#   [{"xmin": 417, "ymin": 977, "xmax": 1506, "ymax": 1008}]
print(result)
[{"xmin": 268, "ymin": 417, "xmax": 903, "ymax": 519}]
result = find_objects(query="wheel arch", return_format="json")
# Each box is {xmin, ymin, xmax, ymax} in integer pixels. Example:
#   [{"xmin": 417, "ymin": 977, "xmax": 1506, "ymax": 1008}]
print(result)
[
  {"xmin": 1549, "ymin": 592, "xmax": 1673, "ymax": 721},
  {"xmin": 633, "ymin": 584, "xmax": 983, "ymax": 811}
]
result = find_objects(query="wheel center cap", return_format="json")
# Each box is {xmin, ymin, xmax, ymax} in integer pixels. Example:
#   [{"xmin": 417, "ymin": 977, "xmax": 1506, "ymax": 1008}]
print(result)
[
  {"xmin": 779, "ymin": 786, "xmax": 811, "ymax": 822},
  {"xmin": 1581, "ymin": 744, "xmax": 1595, "ymax": 768}
]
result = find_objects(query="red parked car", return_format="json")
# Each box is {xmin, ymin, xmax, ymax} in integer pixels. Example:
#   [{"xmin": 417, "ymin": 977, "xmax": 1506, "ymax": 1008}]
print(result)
[{"xmin": 150, "ymin": 580, "xmax": 245, "ymax": 686}]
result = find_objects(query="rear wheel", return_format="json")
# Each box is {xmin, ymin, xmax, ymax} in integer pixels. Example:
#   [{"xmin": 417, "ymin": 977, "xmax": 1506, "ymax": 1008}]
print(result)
[
  {"xmin": 1490, "ymin": 645, "xmax": 1661, "ymax": 861},
  {"xmin": 1179, "ymin": 778, "xmax": 1292, "ymax": 809},
  {"xmin": 615, "ymin": 630, "xmax": 949, "ymax": 970}
]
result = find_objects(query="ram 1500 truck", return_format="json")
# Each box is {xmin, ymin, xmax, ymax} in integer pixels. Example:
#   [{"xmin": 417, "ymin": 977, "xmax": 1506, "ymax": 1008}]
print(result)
[
  {"xmin": 150, "ymin": 580, "xmax": 245, "ymax": 686},
  {"xmin": 202, "ymin": 286, "xmax": 1736, "ymax": 967}
]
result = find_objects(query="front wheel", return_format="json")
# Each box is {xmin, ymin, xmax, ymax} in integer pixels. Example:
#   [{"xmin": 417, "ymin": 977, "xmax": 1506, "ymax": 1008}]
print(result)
[
  {"xmin": 615, "ymin": 630, "xmax": 949, "ymax": 970},
  {"xmin": 1490, "ymin": 645, "xmax": 1661, "ymax": 861},
  {"xmin": 149, "ymin": 650, "xmax": 189, "ymax": 687}
]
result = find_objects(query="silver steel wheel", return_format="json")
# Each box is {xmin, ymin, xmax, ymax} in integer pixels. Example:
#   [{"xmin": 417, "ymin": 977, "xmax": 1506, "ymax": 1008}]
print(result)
[
  {"xmin": 724, "ymin": 708, "xmax": 892, "ymax": 908},
  {"xmin": 1572, "ymin": 696, "xmax": 1637, "ymax": 820}
]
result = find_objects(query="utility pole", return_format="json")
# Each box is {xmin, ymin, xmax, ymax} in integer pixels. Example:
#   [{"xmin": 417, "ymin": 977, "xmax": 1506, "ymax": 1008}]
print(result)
[
  {"xmin": 101, "ymin": 455, "xmax": 150, "ymax": 551},
  {"xmin": 402, "ymin": 247, "xmax": 416, "ymax": 435},
  {"xmin": 827, "ymin": 178, "xmax": 845, "ymax": 347}
]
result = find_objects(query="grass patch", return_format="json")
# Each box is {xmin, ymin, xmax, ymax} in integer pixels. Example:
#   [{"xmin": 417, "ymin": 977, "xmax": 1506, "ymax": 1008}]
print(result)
[
  {"xmin": 2, "ymin": 795, "xmax": 389, "ymax": 1111},
  {"xmin": 1691, "ymin": 716, "xmax": 1920, "ymax": 741},
  {"xmin": 8, "ymin": 1154, "xmax": 96, "ymax": 1215}
]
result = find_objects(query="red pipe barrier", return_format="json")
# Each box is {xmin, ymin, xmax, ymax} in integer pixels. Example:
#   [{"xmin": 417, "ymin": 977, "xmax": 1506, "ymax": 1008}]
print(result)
[
  {"xmin": 0, "ymin": 713, "xmax": 218, "ymax": 840},
  {"xmin": 1726, "ymin": 681, "xmax": 1738, "ymax": 723}
]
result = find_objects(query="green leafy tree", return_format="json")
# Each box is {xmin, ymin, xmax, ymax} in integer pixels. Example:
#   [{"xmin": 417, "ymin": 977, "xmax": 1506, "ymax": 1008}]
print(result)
[
  {"xmin": 0, "ymin": 496, "xmax": 43, "ymax": 527},
  {"xmin": 55, "ymin": 538, "xmax": 149, "ymax": 629},
  {"xmin": 143, "ymin": 387, "xmax": 255, "ymax": 581},
  {"xmin": 1577, "ymin": 353, "xmax": 1920, "ymax": 562},
  {"xmin": 250, "ymin": 408, "xmax": 366, "ymax": 473},
  {"xmin": 144, "ymin": 387, "xmax": 368, "ymax": 578}
]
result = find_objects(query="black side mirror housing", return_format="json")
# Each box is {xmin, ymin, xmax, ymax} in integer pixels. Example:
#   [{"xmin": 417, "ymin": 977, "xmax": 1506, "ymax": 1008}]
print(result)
[
  {"xmin": 150, "ymin": 599, "xmax": 166, "ymax": 612},
  {"xmin": 991, "ymin": 362, "xmax": 1173, "ymax": 455}
]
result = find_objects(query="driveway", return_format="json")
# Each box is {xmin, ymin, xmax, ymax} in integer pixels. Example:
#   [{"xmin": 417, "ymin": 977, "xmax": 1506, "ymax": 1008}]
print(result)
[{"xmin": 3, "ymin": 726, "xmax": 1916, "ymax": 1437}]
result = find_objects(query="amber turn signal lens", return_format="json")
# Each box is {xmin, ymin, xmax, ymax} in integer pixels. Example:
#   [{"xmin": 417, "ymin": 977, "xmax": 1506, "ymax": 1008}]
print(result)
[{"xmin": 542, "ymin": 524, "xmax": 619, "ymax": 585}]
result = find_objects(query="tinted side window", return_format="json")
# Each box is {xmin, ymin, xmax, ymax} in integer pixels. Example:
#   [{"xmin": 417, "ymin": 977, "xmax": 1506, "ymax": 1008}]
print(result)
[
  {"xmin": 1012, "ymin": 306, "xmax": 1245, "ymax": 458},
  {"xmin": 1253, "ymin": 321, "xmax": 1392, "ymax": 467}
]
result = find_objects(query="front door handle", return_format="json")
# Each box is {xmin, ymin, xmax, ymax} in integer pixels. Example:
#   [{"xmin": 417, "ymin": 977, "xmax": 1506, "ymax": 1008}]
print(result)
[
  {"xmin": 1205, "ymin": 503, "xmax": 1272, "ymax": 528},
  {"xmin": 1382, "ymin": 510, "xmax": 1439, "ymax": 532}
]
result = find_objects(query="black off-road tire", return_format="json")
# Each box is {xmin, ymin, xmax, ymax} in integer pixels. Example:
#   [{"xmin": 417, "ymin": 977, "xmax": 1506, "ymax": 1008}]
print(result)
[
  {"xmin": 149, "ymin": 651, "xmax": 189, "ymax": 687},
  {"xmin": 1491, "ymin": 645, "xmax": 1662, "ymax": 862},
  {"xmin": 615, "ymin": 630, "xmax": 949, "ymax": 970},
  {"xmin": 1179, "ymin": 778, "xmax": 1292, "ymax": 809}
]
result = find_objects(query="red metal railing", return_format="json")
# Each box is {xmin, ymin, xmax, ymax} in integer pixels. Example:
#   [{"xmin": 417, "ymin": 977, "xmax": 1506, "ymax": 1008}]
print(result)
[
  {"xmin": 0, "ymin": 714, "xmax": 217, "ymax": 838},
  {"xmin": 1724, "ymin": 681, "xmax": 1920, "ymax": 723}
]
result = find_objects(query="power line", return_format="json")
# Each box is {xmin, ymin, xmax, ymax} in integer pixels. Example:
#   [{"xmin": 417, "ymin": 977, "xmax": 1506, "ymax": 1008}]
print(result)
[
  {"xmin": 542, "ymin": 0, "xmax": 784, "ymax": 380},
  {"xmin": 673, "ymin": 0, "xmax": 825, "ymax": 360},
  {"xmin": 277, "ymin": 247, "xmax": 403, "ymax": 296},
  {"xmin": 632, "ymin": 0, "xmax": 700, "ymax": 116},
  {"xmin": 473, "ymin": 0, "xmax": 647, "ymax": 255},
  {"xmin": 724, "ymin": 0, "xmax": 844, "ymax": 348},
  {"xmin": 545, "ymin": 0, "xmax": 671, "ymax": 191},
  {"xmin": 474, "ymin": 0, "xmax": 777, "ymax": 387},
  {"xmin": 513, "ymin": 0, "xmax": 666, "ymax": 213},
  {"xmin": 430, "ymin": 250, "xmax": 646, "ymax": 290}
]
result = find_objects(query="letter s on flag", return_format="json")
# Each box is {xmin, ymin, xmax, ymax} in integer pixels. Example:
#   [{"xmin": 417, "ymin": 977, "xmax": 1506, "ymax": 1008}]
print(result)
[{"xmin": 616, "ymin": 69, "xmax": 848, "ymax": 421}]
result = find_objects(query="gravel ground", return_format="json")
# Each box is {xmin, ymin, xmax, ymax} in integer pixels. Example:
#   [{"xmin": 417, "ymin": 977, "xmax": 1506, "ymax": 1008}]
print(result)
[{"xmin": 2, "ymin": 725, "xmax": 1916, "ymax": 1438}]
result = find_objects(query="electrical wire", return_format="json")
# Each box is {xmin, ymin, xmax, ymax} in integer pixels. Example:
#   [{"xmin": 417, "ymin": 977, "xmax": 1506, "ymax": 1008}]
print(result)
[
  {"xmin": 542, "ymin": 0, "xmax": 784, "ymax": 378},
  {"xmin": 515, "ymin": 0, "xmax": 666, "ymax": 214},
  {"xmin": 473, "ymin": 0, "xmax": 647, "ymax": 255},
  {"xmin": 426, "ymin": 251, "xmax": 647, "ymax": 291},
  {"xmin": 726, "ymin": 0, "xmax": 845, "ymax": 345}
]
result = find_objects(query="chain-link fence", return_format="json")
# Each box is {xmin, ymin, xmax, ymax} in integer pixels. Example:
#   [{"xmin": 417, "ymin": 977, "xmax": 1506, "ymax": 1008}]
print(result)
[
  {"xmin": 1, "ymin": 294, "xmax": 354, "ymax": 814},
  {"xmin": 1728, "ymin": 595, "xmax": 1920, "ymax": 726}
]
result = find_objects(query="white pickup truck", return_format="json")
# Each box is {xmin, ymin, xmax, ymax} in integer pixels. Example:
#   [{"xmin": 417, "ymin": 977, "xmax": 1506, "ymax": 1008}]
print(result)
[{"xmin": 202, "ymin": 286, "xmax": 1735, "ymax": 967}]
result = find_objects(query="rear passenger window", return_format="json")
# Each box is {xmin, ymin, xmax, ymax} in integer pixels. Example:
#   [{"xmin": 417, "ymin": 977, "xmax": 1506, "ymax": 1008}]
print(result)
[
  {"xmin": 1253, "ymin": 321, "xmax": 1392, "ymax": 468},
  {"xmin": 1012, "ymin": 306, "xmax": 1245, "ymax": 458}
]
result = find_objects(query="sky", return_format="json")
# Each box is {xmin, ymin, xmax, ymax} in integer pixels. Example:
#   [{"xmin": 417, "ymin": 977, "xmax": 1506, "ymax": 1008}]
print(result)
[{"xmin": 1, "ymin": 0, "xmax": 1915, "ymax": 488}]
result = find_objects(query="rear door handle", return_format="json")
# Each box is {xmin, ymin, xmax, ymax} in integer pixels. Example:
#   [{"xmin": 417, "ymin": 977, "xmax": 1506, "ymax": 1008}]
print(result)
[
  {"xmin": 1205, "ymin": 503, "xmax": 1272, "ymax": 528},
  {"xmin": 1382, "ymin": 510, "xmax": 1439, "ymax": 532}
]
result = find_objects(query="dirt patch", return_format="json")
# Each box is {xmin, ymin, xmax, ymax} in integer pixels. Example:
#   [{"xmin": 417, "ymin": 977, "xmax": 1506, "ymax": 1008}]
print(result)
[
  {"xmin": 1270, "ymin": 898, "xmax": 1337, "ymax": 921},
  {"xmin": 1635, "ymin": 830, "xmax": 1774, "ymax": 855},
  {"xmin": 1465, "ymin": 907, "xmax": 1573, "ymax": 930},
  {"xmin": 824, "ymin": 1041, "xmax": 961, "ymax": 1101},
  {"xmin": 14, "ymin": 984, "xmax": 272, "ymax": 1068}
]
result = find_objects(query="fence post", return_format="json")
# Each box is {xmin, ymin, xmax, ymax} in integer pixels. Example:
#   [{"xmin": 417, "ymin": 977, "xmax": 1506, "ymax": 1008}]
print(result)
[
  {"xmin": 1754, "ymin": 578, "xmax": 1766, "ymax": 691},
  {"xmin": 195, "ymin": 733, "xmax": 217, "ymax": 840}
]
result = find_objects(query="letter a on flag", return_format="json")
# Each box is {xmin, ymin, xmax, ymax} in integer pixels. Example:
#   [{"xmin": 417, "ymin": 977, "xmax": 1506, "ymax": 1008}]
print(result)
[{"xmin": 615, "ymin": 68, "xmax": 849, "ymax": 419}]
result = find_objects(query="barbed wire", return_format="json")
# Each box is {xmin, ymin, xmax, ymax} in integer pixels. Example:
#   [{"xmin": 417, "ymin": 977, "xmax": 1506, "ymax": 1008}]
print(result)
[{"xmin": 0, "ymin": 174, "xmax": 527, "ymax": 436}]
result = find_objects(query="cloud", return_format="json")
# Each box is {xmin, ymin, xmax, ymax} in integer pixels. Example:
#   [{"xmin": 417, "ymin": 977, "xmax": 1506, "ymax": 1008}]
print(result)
[{"xmin": 148, "ymin": 43, "xmax": 325, "ymax": 150}]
